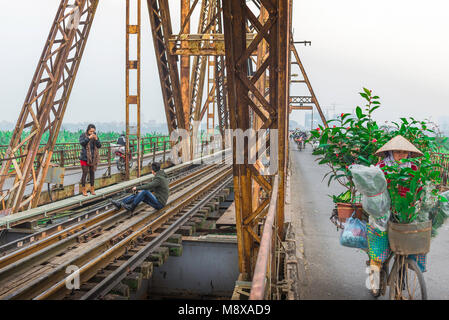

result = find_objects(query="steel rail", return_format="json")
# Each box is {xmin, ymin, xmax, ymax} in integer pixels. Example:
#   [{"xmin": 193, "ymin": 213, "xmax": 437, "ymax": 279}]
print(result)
[
  {"xmin": 249, "ymin": 175, "xmax": 279, "ymax": 300},
  {"xmin": 33, "ymin": 168, "xmax": 232, "ymax": 300},
  {"xmin": 0, "ymin": 164, "xmax": 218, "ymax": 271},
  {"xmin": 1, "ymin": 166, "xmax": 231, "ymax": 300}
]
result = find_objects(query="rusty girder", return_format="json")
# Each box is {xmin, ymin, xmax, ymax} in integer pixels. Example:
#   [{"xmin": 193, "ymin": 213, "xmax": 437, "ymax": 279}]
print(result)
[
  {"xmin": 190, "ymin": 0, "xmax": 215, "ymax": 125},
  {"xmin": 0, "ymin": 0, "xmax": 99, "ymax": 213},
  {"xmin": 222, "ymin": 0, "xmax": 290, "ymax": 275},
  {"xmin": 125, "ymin": 0, "xmax": 142, "ymax": 179},
  {"xmin": 147, "ymin": 0, "xmax": 186, "ymax": 133},
  {"xmin": 213, "ymin": 0, "xmax": 228, "ymax": 140},
  {"xmin": 290, "ymin": 42, "xmax": 328, "ymax": 128}
]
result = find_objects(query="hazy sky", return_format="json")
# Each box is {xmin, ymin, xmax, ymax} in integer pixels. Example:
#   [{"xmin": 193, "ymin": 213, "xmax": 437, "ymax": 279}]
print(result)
[{"xmin": 0, "ymin": 1, "xmax": 448, "ymax": 129}]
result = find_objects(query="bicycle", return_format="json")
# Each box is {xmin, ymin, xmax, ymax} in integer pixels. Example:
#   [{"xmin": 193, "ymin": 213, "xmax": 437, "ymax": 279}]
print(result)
[{"xmin": 367, "ymin": 251, "xmax": 427, "ymax": 300}]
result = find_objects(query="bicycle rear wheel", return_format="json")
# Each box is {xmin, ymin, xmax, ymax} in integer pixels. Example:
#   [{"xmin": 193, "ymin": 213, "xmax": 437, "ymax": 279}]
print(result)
[{"xmin": 389, "ymin": 256, "xmax": 427, "ymax": 300}]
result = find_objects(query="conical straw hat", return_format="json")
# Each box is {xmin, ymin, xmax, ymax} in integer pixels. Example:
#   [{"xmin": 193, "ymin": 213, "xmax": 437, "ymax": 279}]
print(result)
[{"xmin": 374, "ymin": 135, "xmax": 423, "ymax": 158}]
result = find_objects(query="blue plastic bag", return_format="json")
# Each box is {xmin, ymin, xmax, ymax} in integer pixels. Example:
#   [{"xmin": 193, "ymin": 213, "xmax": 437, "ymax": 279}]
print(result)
[{"xmin": 340, "ymin": 213, "xmax": 368, "ymax": 250}]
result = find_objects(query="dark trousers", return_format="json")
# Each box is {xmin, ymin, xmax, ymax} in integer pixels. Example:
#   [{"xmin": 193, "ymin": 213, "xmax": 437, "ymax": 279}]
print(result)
[
  {"xmin": 122, "ymin": 190, "xmax": 164, "ymax": 210},
  {"xmin": 81, "ymin": 165, "xmax": 95, "ymax": 187}
]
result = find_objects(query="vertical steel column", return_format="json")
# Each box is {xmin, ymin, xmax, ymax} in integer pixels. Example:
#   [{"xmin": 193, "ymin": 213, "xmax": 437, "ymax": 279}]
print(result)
[
  {"xmin": 223, "ymin": 0, "xmax": 290, "ymax": 275},
  {"xmin": 180, "ymin": 0, "xmax": 191, "ymax": 130},
  {"xmin": 276, "ymin": 0, "xmax": 290, "ymax": 236},
  {"xmin": 206, "ymin": 56, "xmax": 216, "ymax": 137},
  {"xmin": 125, "ymin": 0, "xmax": 142, "ymax": 179}
]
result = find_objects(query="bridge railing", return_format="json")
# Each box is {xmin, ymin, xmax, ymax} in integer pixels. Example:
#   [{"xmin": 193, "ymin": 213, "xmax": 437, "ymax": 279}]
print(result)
[
  {"xmin": 0, "ymin": 136, "xmax": 171, "ymax": 174},
  {"xmin": 250, "ymin": 175, "xmax": 279, "ymax": 300},
  {"xmin": 431, "ymin": 152, "xmax": 449, "ymax": 189}
]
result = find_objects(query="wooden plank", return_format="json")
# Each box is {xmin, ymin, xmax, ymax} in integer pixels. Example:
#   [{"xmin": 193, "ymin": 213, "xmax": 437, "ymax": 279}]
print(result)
[{"xmin": 216, "ymin": 202, "xmax": 235, "ymax": 227}]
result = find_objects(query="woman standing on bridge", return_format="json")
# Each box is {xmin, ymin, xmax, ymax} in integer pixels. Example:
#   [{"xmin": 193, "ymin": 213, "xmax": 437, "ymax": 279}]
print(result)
[{"xmin": 79, "ymin": 124, "xmax": 101, "ymax": 196}]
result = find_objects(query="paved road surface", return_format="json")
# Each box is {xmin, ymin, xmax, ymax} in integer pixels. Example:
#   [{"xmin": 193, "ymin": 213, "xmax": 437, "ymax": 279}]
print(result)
[{"xmin": 290, "ymin": 142, "xmax": 449, "ymax": 300}]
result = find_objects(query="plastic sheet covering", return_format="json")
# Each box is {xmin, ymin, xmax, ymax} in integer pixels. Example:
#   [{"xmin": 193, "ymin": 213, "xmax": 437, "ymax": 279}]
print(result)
[
  {"xmin": 350, "ymin": 164, "xmax": 387, "ymax": 196},
  {"xmin": 369, "ymin": 214, "xmax": 389, "ymax": 232},
  {"xmin": 340, "ymin": 215, "xmax": 368, "ymax": 249},
  {"xmin": 349, "ymin": 164, "xmax": 391, "ymax": 219},
  {"xmin": 362, "ymin": 190, "xmax": 391, "ymax": 218}
]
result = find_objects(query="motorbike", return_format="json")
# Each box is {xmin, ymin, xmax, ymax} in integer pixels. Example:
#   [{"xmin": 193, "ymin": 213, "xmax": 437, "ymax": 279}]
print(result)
[{"xmin": 113, "ymin": 144, "xmax": 134, "ymax": 173}]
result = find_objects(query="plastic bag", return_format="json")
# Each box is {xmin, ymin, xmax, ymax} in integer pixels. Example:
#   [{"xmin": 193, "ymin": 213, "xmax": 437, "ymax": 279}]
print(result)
[
  {"xmin": 340, "ymin": 214, "xmax": 368, "ymax": 249},
  {"xmin": 362, "ymin": 190, "xmax": 391, "ymax": 218},
  {"xmin": 349, "ymin": 164, "xmax": 391, "ymax": 219},
  {"xmin": 350, "ymin": 165, "xmax": 387, "ymax": 196},
  {"xmin": 368, "ymin": 214, "xmax": 389, "ymax": 232}
]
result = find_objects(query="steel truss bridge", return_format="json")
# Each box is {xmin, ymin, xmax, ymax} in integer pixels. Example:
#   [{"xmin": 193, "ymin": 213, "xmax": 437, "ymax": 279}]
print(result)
[{"xmin": 0, "ymin": 0, "xmax": 329, "ymax": 299}]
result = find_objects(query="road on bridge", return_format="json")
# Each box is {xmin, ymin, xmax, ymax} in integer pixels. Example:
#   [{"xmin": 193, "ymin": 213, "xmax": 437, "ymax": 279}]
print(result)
[{"xmin": 290, "ymin": 142, "xmax": 449, "ymax": 300}]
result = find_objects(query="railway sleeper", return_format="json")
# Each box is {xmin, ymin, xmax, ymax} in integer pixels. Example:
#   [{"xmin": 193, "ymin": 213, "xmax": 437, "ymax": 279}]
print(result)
[
  {"xmin": 161, "ymin": 242, "xmax": 183, "ymax": 257},
  {"xmin": 135, "ymin": 261, "xmax": 153, "ymax": 280},
  {"xmin": 110, "ymin": 283, "xmax": 130, "ymax": 297},
  {"xmin": 166, "ymin": 233, "xmax": 182, "ymax": 244},
  {"xmin": 175, "ymin": 226, "xmax": 193, "ymax": 236},
  {"xmin": 154, "ymin": 247, "xmax": 169, "ymax": 262},
  {"xmin": 146, "ymin": 253, "xmax": 163, "ymax": 267}
]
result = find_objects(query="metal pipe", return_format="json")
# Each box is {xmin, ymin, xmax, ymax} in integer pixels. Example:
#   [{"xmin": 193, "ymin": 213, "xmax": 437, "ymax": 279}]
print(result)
[{"xmin": 249, "ymin": 175, "xmax": 279, "ymax": 300}]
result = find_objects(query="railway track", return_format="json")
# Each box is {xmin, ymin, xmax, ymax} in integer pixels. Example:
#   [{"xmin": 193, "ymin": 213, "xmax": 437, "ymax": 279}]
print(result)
[
  {"xmin": 0, "ymin": 162, "xmax": 232, "ymax": 300},
  {"xmin": 0, "ymin": 163, "xmax": 217, "ymax": 269}
]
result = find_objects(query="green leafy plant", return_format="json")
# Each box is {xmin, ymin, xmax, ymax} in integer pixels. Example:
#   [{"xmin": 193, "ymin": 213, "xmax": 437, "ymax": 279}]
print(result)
[
  {"xmin": 330, "ymin": 190, "xmax": 352, "ymax": 203},
  {"xmin": 382, "ymin": 153, "xmax": 442, "ymax": 223},
  {"xmin": 309, "ymin": 88, "xmax": 439, "ymax": 204}
]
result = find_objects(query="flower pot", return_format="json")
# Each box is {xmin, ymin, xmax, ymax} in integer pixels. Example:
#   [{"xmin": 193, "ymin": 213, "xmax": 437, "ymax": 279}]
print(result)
[
  {"xmin": 336, "ymin": 203, "xmax": 365, "ymax": 223},
  {"xmin": 388, "ymin": 221, "xmax": 431, "ymax": 255}
]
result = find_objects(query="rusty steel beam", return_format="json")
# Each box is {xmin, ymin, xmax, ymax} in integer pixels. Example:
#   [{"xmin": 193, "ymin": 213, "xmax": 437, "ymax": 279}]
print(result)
[
  {"xmin": 214, "ymin": 0, "xmax": 228, "ymax": 143},
  {"xmin": 0, "ymin": 0, "xmax": 99, "ymax": 213},
  {"xmin": 147, "ymin": 0, "xmax": 186, "ymax": 133},
  {"xmin": 180, "ymin": 0, "xmax": 191, "ymax": 130},
  {"xmin": 291, "ymin": 106, "xmax": 313, "ymax": 110},
  {"xmin": 223, "ymin": 0, "xmax": 290, "ymax": 276},
  {"xmin": 290, "ymin": 42, "xmax": 328, "ymax": 128},
  {"xmin": 190, "ymin": 0, "xmax": 215, "ymax": 125},
  {"xmin": 168, "ymin": 33, "xmax": 256, "ymax": 56},
  {"xmin": 125, "ymin": 0, "xmax": 142, "ymax": 179}
]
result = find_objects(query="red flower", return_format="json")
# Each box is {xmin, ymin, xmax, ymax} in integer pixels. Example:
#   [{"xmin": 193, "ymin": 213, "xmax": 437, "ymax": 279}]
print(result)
[
  {"xmin": 347, "ymin": 127, "xmax": 350, "ymax": 130},
  {"xmin": 372, "ymin": 138, "xmax": 377, "ymax": 143},
  {"xmin": 316, "ymin": 127, "xmax": 320, "ymax": 131},
  {"xmin": 333, "ymin": 125, "xmax": 336, "ymax": 128},
  {"xmin": 341, "ymin": 113, "xmax": 345, "ymax": 117},
  {"xmin": 336, "ymin": 153, "xmax": 339, "ymax": 157}
]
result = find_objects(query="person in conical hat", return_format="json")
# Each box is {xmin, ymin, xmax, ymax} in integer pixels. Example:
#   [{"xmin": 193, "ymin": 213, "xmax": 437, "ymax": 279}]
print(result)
[
  {"xmin": 375, "ymin": 135, "xmax": 423, "ymax": 196},
  {"xmin": 374, "ymin": 136, "xmax": 427, "ymax": 273},
  {"xmin": 375, "ymin": 135, "xmax": 423, "ymax": 164}
]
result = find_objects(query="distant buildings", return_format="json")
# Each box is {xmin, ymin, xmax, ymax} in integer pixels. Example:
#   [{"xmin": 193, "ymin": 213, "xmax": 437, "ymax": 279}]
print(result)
[{"xmin": 304, "ymin": 109, "xmax": 336, "ymax": 130}]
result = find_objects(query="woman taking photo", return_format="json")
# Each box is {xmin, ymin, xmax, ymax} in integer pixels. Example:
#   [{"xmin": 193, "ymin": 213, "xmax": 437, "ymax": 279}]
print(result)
[{"xmin": 79, "ymin": 124, "xmax": 101, "ymax": 196}]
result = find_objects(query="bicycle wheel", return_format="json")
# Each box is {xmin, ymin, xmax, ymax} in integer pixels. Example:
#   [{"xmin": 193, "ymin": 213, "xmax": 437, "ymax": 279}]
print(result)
[
  {"xmin": 117, "ymin": 158, "xmax": 125, "ymax": 172},
  {"xmin": 389, "ymin": 256, "xmax": 427, "ymax": 300}
]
